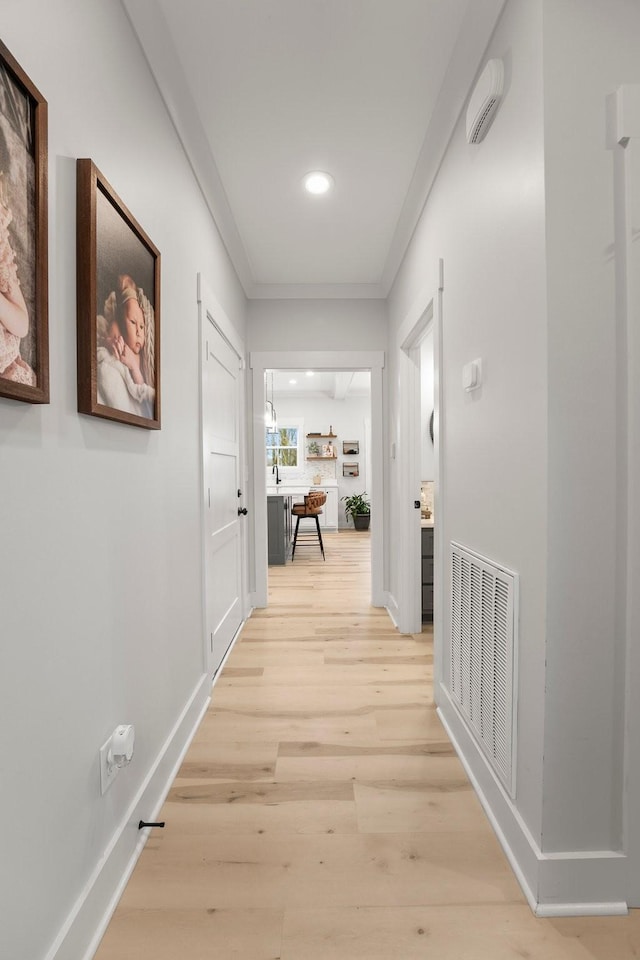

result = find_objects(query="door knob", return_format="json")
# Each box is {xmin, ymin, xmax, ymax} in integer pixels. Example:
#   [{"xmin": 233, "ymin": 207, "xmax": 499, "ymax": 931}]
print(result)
[{"xmin": 238, "ymin": 507, "xmax": 248, "ymax": 516}]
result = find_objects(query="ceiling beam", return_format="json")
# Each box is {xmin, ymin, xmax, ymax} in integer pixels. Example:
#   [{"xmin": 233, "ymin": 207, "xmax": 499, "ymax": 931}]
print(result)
[{"xmin": 333, "ymin": 372, "xmax": 355, "ymax": 401}]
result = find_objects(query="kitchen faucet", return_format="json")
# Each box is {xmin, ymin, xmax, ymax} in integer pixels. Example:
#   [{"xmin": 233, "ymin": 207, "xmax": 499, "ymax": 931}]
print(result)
[{"xmin": 272, "ymin": 463, "xmax": 281, "ymax": 484}]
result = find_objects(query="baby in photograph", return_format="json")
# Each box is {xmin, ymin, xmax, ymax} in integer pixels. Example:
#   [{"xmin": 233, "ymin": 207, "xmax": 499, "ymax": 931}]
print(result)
[
  {"xmin": 0, "ymin": 181, "xmax": 35, "ymax": 386},
  {"xmin": 96, "ymin": 273, "xmax": 155, "ymax": 418}
]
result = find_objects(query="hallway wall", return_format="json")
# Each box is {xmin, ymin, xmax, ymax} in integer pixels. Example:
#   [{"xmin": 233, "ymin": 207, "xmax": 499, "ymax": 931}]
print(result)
[
  {"xmin": 387, "ymin": 0, "xmax": 640, "ymax": 911},
  {"xmin": 540, "ymin": 0, "xmax": 640, "ymax": 856},
  {"xmin": 388, "ymin": 0, "xmax": 548, "ymax": 850},
  {"xmin": 0, "ymin": 3, "xmax": 246, "ymax": 958}
]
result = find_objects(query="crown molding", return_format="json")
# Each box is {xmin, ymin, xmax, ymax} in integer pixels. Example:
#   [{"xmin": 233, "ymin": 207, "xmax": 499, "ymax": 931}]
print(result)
[
  {"xmin": 122, "ymin": 0, "xmax": 254, "ymax": 292},
  {"xmin": 247, "ymin": 281, "xmax": 385, "ymax": 300},
  {"xmin": 381, "ymin": 0, "xmax": 507, "ymax": 294}
]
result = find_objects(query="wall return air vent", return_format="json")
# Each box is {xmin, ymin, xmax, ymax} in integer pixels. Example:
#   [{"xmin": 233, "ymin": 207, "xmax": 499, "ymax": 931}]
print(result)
[
  {"xmin": 448, "ymin": 541, "xmax": 518, "ymax": 796},
  {"xmin": 466, "ymin": 58, "xmax": 504, "ymax": 143}
]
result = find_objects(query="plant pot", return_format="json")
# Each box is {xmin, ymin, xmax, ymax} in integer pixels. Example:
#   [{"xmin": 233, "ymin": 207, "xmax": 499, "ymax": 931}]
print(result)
[{"xmin": 353, "ymin": 513, "xmax": 370, "ymax": 531}]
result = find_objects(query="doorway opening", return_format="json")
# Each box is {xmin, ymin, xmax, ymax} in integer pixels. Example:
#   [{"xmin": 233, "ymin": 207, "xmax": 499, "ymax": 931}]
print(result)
[
  {"xmin": 419, "ymin": 331, "xmax": 436, "ymax": 628},
  {"xmin": 249, "ymin": 350, "xmax": 385, "ymax": 611},
  {"xmin": 262, "ymin": 368, "xmax": 372, "ymax": 578},
  {"xmin": 396, "ymin": 265, "xmax": 443, "ymax": 690}
]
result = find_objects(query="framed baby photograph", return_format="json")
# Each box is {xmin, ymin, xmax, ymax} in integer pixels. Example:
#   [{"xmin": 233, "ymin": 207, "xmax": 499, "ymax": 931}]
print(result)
[
  {"xmin": 0, "ymin": 39, "xmax": 49, "ymax": 404},
  {"xmin": 76, "ymin": 159, "xmax": 161, "ymax": 429}
]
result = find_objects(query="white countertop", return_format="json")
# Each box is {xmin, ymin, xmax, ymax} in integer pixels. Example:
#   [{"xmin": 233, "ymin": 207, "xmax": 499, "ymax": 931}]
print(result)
[
  {"xmin": 266, "ymin": 479, "xmax": 338, "ymax": 495},
  {"xmin": 421, "ymin": 518, "xmax": 434, "ymax": 528},
  {"xmin": 279, "ymin": 479, "xmax": 338, "ymax": 487},
  {"xmin": 267, "ymin": 487, "xmax": 307, "ymax": 496}
]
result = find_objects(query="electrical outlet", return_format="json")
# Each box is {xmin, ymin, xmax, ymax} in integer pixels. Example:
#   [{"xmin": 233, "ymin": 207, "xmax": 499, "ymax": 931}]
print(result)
[{"xmin": 99, "ymin": 737, "xmax": 118, "ymax": 795}]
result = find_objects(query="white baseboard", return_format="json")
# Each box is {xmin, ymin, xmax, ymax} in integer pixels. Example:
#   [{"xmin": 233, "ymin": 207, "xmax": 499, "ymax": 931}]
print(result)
[
  {"xmin": 385, "ymin": 592, "xmax": 400, "ymax": 629},
  {"xmin": 534, "ymin": 902, "xmax": 628, "ymax": 917},
  {"xmin": 437, "ymin": 687, "xmax": 628, "ymax": 917},
  {"xmin": 47, "ymin": 672, "xmax": 211, "ymax": 960},
  {"xmin": 248, "ymin": 590, "xmax": 260, "ymax": 610}
]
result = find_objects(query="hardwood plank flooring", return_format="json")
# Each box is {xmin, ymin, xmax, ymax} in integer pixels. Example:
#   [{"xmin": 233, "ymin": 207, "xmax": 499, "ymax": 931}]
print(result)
[{"xmin": 94, "ymin": 531, "xmax": 640, "ymax": 959}]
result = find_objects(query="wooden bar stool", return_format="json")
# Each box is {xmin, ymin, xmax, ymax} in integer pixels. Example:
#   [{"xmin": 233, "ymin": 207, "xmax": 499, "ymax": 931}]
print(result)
[{"xmin": 291, "ymin": 491, "xmax": 326, "ymax": 560}]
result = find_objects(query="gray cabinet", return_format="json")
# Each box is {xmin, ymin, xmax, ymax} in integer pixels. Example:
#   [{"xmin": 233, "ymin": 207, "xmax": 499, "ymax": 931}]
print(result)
[
  {"xmin": 421, "ymin": 526, "xmax": 434, "ymax": 622},
  {"xmin": 268, "ymin": 495, "xmax": 293, "ymax": 564}
]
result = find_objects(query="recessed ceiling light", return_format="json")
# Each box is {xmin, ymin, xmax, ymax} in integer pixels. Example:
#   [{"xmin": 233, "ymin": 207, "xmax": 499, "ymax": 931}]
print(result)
[
  {"xmin": 303, "ymin": 171, "xmax": 333, "ymax": 195},
  {"xmin": 289, "ymin": 379, "xmax": 297, "ymax": 385},
  {"xmin": 306, "ymin": 371, "xmax": 314, "ymax": 377}
]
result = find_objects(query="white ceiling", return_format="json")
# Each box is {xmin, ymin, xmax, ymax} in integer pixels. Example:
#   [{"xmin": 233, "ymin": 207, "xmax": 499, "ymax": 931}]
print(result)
[
  {"xmin": 268, "ymin": 369, "xmax": 370, "ymax": 400},
  {"xmin": 123, "ymin": 0, "xmax": 505, "ymax": 298}
]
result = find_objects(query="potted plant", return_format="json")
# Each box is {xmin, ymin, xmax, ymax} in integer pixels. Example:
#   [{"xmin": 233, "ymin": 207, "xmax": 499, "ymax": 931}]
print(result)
[{"xmin": 341, "ymin": 492, "xmax": 371, "ymax": 531}]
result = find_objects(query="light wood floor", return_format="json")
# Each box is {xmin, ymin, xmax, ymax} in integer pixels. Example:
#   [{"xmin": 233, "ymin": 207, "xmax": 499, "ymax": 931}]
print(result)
[{"xmin": 95, "ymin": 531, "xmax": 640, "ymax": 959}]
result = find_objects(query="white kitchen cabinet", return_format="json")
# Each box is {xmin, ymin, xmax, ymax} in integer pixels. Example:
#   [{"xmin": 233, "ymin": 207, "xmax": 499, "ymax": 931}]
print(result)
[{"xmin": 317, "ymin": 487, "xmax": 338, "ymax": 530}]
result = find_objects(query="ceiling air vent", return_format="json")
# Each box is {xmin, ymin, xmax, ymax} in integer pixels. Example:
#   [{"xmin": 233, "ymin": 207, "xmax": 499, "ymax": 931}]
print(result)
[{"xmin": 466, "ymin": 58, "xmax": 504, "ymax": 144}]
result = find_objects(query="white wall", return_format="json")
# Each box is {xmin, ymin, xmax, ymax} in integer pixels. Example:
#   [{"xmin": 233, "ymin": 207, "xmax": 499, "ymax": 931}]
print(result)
[
  {"xmin": 272, "ymin": 394, "xmax": 371, "ymax": 525},
  {"xmin": 0, "ymin": 3, "xmax": 246, "ymax": 958},
  {"xmin": 388, "ymin": 0, "xmax": 549, "ymax": 889},
  {"xmin": 540, "ymin": 0, "xmax": 640, "ymax": 857},
  {"xmin": 247, "ymin": 298, "xmax": 387, "ymax": 352},
  {"xmin": 388, "ymin": 0, "xmax": 640, "ymax": 910}
]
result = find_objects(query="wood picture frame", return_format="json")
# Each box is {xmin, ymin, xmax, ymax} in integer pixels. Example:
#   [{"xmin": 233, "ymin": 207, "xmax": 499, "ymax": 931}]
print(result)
[
  {"xmin": 76, "ymin": 159, "xmax": 161, "ymax": 429},
  {"xmin": 0, "ymin": 40, "xmax": 49, "ymax": 404}
]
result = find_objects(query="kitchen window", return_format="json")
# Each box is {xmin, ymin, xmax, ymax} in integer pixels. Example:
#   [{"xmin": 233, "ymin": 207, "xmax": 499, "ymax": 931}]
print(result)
[{"xmin": 266, "ymin": 421, "xmax": 303, "ymax": 469}]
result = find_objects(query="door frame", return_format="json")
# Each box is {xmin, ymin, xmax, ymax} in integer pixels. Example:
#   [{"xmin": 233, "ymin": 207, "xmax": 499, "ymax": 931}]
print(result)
[
  {"xmin": 610, "ymin": 86, "xmax": 640, "ymax": 907},
  {"xmin": 249, "ymin": 350, "xmax": 385, "ymax": 609},
  {"xmin": 396, "ymin": 261, "xmax": 444, "ymax": 685},
  {"xmin": 198, "ymin": 274, "xmax": 249, "ymax": 679}
]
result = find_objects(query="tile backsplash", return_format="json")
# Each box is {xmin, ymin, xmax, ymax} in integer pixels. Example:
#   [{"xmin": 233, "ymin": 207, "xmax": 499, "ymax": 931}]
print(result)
[
  {"xmin": 301, "ymin": 461, "xmax": 337, "ymax": 483},
  {"xmin": 420, "ymin": 480, "xmax": 434, "ymax": 518},
  {"xmin": 266, "ymin": 460, "xmax": 337, "ymax": 485}
]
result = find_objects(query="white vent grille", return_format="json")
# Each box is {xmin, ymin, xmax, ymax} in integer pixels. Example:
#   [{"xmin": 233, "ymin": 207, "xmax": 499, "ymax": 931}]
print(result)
[
  {"xmin": 449, "ymin": 541, "xmax": 518, "ymax": 796},
  {"xmin": 469, "ymin": 98, "xmax": 497, "ymax": 143}
]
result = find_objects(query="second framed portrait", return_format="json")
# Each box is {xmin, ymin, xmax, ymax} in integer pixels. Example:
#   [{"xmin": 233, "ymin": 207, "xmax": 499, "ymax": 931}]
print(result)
[{"xmin": 76, "ymin": 159, "xmax": 160, "ymax": 429}]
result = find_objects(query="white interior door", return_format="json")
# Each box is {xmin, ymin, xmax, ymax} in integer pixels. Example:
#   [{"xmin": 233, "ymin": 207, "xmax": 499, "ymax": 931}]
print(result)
[{"xmin": 202, "ymin": 320, "xmax": 244, "ymax": 676}]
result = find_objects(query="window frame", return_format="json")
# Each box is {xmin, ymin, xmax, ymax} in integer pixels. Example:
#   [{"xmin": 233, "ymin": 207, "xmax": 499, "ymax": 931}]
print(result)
[{"xmin": 265, "ymin": 418, "xmax": 304, "ymax": 475}]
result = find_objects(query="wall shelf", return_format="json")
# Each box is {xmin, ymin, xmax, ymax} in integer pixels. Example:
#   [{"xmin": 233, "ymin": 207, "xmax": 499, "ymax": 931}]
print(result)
[{"xmin": 306, "ymin": 431, "xmax": 338, "ymax": 461}]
